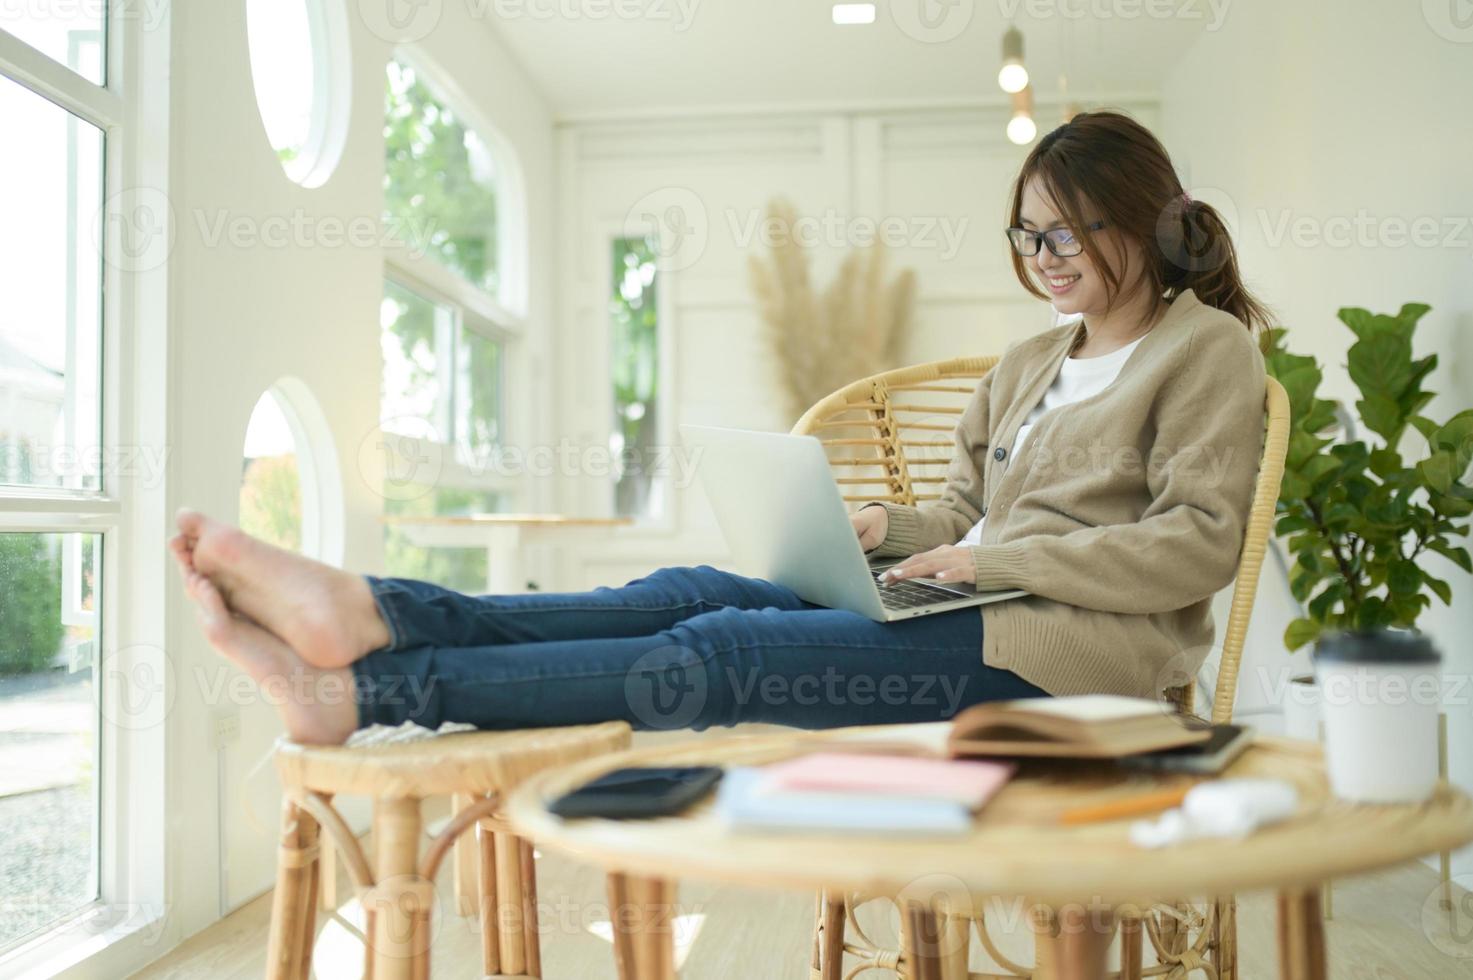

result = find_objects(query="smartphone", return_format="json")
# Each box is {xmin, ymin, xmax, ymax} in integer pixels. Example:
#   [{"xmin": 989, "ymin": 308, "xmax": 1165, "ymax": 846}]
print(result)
[
  {"xmin": 547, "ymin": 766, "xmax": 724, "ymax": 819},
  {"xmin": 1119, "ymin": 724, "xmax": 1253, "ymax": 774}
]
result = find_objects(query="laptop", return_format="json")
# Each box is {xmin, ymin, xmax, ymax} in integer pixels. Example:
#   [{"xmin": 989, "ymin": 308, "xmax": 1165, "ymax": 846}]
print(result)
[{"xmin": 680, "ymin": 424, "xmax": 1027, "ymax": 622}]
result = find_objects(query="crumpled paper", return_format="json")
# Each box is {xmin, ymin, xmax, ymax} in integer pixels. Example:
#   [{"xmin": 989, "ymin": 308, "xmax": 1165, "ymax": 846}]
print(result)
[{"xmin": 1130, "ymin": 778, "xmax": 1298, "ymax": 848}]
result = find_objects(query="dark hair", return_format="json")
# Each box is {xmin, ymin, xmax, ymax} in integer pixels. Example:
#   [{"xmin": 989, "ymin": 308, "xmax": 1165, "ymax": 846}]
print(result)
[{"xmin": 1007, "ymin": 109, "xmax": 1272, "ymax": 335}]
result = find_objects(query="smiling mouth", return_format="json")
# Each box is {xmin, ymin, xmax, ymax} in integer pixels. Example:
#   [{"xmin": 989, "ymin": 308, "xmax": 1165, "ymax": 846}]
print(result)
[{"xmin": 1046, "ymin": 274, "xmax": 1081, "ymax": 293}]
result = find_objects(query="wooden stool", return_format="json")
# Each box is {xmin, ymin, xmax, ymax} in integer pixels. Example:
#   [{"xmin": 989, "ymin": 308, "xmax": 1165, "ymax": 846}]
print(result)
[{"xmin": 263, "ymin": 722, "xmax": 631, "ymax": 980}]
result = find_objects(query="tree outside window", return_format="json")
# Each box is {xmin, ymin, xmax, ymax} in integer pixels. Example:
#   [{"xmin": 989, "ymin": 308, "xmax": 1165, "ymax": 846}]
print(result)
[{"xmin": 610, "ymin": 236, "xmax": 660, "ymax": 518}]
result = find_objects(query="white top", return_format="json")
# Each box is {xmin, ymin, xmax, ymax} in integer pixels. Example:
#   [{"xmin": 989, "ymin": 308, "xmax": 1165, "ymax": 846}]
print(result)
[{"xmin": 957, "ymin": 335, "xmax": 1144, "ymax": 547}]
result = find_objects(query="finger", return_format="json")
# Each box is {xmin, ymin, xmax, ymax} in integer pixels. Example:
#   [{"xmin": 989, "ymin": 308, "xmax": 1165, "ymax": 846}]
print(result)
[
  {"xmin": 907, "ymin": 557, "xmax": 972, "ymax": 581},
  {"xmin": 884, "ymin": 559, "xmax": 942, "ymax": 581}
]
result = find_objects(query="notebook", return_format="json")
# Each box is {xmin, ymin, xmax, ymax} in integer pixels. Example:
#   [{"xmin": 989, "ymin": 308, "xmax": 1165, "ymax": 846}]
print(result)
[
  {"xmin": 714, "ymin": 767, "xmax": 974, "ymax": 835},
  {"xmin": 754, "ymin": 752, "xmax": 1014, "ymax": 809},
  {"xmin": 946, "ymin": 694, "xmax": 1212, "ymax": 759}
]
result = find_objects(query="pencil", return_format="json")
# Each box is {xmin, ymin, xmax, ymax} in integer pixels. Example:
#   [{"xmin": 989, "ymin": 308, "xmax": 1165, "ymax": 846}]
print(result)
[{"xmin": 1058, "ymin": 785, "xmax": 1194, "ymax": 826}]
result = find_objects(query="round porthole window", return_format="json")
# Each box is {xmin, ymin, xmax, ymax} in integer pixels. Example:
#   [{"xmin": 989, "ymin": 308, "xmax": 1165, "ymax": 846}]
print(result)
[
  {"xmin": 240, "ymin": 379, "xmax": 344, "ymax": 564},
  {"xmin": 245, "ymin": 0, "xmax": 351, "ymax": 188}
]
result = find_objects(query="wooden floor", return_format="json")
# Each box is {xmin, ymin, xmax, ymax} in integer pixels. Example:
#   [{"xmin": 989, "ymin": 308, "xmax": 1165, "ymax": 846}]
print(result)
[{"xmin": 131, "ymin": 843, "xmax": 1472, "ymax": 978}]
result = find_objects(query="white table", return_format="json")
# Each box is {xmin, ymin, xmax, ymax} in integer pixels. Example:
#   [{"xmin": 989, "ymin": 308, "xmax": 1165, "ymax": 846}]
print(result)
[{"xmin": 382, "ymin": 513, "xmax": 635, "ymax": 594}]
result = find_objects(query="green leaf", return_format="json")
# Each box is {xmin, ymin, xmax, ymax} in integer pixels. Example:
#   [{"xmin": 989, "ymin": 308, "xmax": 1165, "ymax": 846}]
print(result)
[
  {"xmin": 1284, "ymin": 618, "xmax": 1323, "ymax": 652},
  {"xmin": 1290, "ymin": 566, "xmax": 1319, "ymax": 603},
  {"xmin": 1348, "ymin": 332, "xmax": 1413, "ymax": 396},
  {"xmin": 1420, "ymin": 451, "xmax": 1456, "ymax": 494},
  {"xmin": 1337, "ymin": 307, "xmax": 1375, "ymax": 339},
  {"xmin": 1396, "ymin": 302, "xmax": 1432, "ymax": 329},
  {"xmin": 1426, "ymin": 575, "xmax": 1453, "ymax": 605},
  {"xmin": 1275, "ymin": 514, "xmax": 1312, "ymax": 535},
  {"xmin": 1354, "ymin": 596, "xmax": 1387, "ymax": 630},
  {"xmin": 1402, "ymin": 389, "xmax": 1436, "ymax": 420},
  {"xmin": 1433, "ymin": 411, "xmax": 1473, "ymax": 474},
  {"xmin": 1427, "ymin": 539, "xmax": 1472, "ymax": 573},
  {"xmin": 1389, "ymin": 593, "xmax": 1427, "ymax": 626},
  {"xmin": 1286, "ymin": 430, "xmax": 1332, "ymax": 470},
  {"xmin": 1356, "ymin": 393, "xmax": 1403, "ymax": 442},
  {"xmin": 1409, "ymin": 415, "xmax": 1441, "ymax": 441},
  {"xmin": 1308, "ymin": 463, "xmax": 1344, "ymax": 494},
  {"xmin": 1430, "ymin": 489, "xmax": 1473, "ymax": 518},
  {"xmin": 1307, "ymin": 581, "xmax": 1346, "ymax": 621},
  {"xmin": 1388, "ymin": 559, "xmax": 1421, "ymax": 595}
]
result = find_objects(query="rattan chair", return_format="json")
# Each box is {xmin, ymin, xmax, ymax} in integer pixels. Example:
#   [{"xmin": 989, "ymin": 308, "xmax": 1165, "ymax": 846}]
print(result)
[{"xmin": 793, "ymin": 355, "xmax": 1292, "ymax": 980}]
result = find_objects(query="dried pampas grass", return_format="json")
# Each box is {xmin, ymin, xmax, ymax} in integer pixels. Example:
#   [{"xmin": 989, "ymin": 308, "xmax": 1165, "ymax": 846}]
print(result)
[{"xmin": 748, "ymin": 198, "xmax": 916, "ymax": 424}]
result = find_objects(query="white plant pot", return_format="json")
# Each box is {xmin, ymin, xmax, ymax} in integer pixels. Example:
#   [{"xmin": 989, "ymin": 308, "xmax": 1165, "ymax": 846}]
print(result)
[
  {"xmin": 1314, "ymin": 630, "xmax": 1442, "ymax": 804},
  {"xmin": 1281, "ymin": 675, "xmax": 1321, "ymax": 742}
]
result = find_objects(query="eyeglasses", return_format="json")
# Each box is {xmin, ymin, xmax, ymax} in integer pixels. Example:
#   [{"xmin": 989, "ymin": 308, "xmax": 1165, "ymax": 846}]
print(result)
[{"xmin": 1005, "ymin": 221, "xmax": 1107, "ymax": 258}]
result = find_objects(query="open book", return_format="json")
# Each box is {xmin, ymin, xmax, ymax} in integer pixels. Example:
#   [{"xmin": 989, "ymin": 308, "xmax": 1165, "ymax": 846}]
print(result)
[{"xmin": 946, "ymin": 695, "xmax": 1211, "ymax": 759}]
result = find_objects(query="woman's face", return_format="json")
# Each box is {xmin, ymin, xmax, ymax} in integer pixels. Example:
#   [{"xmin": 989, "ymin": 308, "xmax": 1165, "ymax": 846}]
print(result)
[{"xmin": 1018, "ymin": 178, "xmax": 1140, "ymax": 319}]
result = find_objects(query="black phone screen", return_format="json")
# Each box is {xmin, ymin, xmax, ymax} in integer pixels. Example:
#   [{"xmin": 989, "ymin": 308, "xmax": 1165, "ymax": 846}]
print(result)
[{"xmin": 547, "ymin": 766, "xmax": 724, "ymax": 819}]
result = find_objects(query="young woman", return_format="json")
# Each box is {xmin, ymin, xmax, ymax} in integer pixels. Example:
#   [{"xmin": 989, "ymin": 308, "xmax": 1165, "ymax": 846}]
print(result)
[{"xmin": 172, "ymin": 110, "xmax": 1269, "ymax": 748}]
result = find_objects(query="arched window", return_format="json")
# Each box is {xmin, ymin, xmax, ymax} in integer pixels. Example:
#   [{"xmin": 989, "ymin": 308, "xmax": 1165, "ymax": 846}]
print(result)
[{"xmin": 379, "ymin": 54, "xmax": 526, "ymax": 590}]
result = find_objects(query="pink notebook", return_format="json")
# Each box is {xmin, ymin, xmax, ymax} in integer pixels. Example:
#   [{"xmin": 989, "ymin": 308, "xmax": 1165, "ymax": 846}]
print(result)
[{"xmin": 755, "ymin": 752, "xmax": 1015, "ymax": 809}]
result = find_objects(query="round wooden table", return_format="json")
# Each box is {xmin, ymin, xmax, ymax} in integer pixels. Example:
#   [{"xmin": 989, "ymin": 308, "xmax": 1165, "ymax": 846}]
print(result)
[{"xmin": 505, "ymin": 724, "xmax": 1473, "ymax": 979}]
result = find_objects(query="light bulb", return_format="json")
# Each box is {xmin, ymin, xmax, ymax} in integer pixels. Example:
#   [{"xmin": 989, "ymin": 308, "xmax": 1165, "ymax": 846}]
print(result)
[
  {"xmin": 1007, "ymin": 113, "xmax": 1037, "ymax": 145},
  {"xmin": 832, "ymin": 3, "xmax": 875, "ymax": 24},
  {"xmin": 998, "ymin": 62, "xmax": 1029, "ymax": 94},
  {"xmin": 999, "ymin": 26, "xmax": 1027, "ymax": 93}
]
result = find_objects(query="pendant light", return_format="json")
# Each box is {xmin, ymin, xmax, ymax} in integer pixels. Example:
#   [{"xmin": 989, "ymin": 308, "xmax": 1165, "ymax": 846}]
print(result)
[
  {"xmin": 1007, "ymin": 85, "xmax": 1037, "ymax": 145},
  {"xmin": 998, "ymin": 26, "xmax": 1028, "ymax": 94}
]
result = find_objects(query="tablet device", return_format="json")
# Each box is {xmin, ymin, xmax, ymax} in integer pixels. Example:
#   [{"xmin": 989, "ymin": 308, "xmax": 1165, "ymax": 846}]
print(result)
[{"xmin": 1118, "ymin": 724, "xmax": 1253, "ymax": 774}]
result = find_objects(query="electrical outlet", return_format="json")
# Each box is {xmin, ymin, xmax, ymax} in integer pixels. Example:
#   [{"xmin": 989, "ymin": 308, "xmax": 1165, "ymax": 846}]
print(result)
[{"xmin": 214, "ymin": 710, "xmax": 240, "ymax": 746}]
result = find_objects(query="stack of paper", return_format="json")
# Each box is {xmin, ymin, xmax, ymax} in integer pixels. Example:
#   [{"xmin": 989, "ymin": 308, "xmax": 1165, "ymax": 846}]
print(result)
[{"xmin": 714, "ymin": 752, "xmax": 1013, "ymax": 836}]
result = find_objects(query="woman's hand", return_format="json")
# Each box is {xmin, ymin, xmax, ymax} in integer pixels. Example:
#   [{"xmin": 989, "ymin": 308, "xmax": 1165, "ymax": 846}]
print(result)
[
  {"xmin": 879, "ymin": 545, "xmax": 976, "ymax": 584},
  {"xmin": 850, "ymin": 506, "xmax": 889, "ymax": 551}
]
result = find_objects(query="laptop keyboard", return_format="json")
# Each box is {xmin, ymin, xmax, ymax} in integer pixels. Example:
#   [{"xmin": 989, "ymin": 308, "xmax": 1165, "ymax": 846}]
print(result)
[{"xmin": 872, "ymin": 572, "xmax": 966, "ymax": 610}]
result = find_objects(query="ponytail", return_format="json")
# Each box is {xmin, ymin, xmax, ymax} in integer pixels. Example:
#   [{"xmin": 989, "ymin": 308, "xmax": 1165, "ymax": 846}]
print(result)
[{"xmin": 1156, "ymin": 194, "xmax": 1273, "ymax": 334}]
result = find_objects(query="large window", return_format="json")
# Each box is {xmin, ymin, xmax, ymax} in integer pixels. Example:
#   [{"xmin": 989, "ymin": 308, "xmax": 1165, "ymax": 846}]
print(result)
[
  {"xmin": 380, "ymin": 54, "xmax": 523, "ymax": 588},
  {"xmin": 0, "ymin": 533, "xmax": 100, "ymax": 952},
  {"xmin": 0, "ymin": 3, "xmax": 150, "ymax": 970},
  {"xmin": 0, "ymin": 73, "xmax": 104, "ymax": 960},
  {"xmin": 609, "ymin": 236, "xmax": 661, "ymax": 518},
  {"xmin": 379, "ymin": 275, "xmax": 509, "ymax": 589},
  {"xmin": 0, "ymin": 76, "xmax": 103, "ymax": 491},
  {"xmin": 0, "ymin": 4, "xmax": 104, "ymax": 84},
  {"xmin": 384, "ymin": 57, "xmax": 503, "ymax": 300}
]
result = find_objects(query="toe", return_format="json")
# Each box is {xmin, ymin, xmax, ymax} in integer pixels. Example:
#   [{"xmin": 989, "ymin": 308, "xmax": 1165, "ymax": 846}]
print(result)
[
  {"xmin": 168, "ymin": 535, "xmax": 196, "ymax": 574},
  {"xmin": 190, "ymin": 572, "xmax": 230, "ymax": 622},
  {"xmin": 175, "ymin": 507, "xmax": 205, "ymax": 538}
]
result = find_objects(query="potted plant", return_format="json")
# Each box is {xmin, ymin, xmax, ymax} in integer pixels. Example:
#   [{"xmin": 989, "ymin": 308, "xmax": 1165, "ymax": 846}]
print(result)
[{"xmin": 1264, "ymin": 303, "xmax": 1472, "ymax": 739}]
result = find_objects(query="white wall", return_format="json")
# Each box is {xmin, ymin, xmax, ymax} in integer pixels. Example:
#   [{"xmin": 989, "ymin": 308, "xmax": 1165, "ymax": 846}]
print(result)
[
  {"xmin": 1160, "ymin": 2, "xmax": 1473, "ymax": 871},
  {"xmin": 162, "ymin": 0, "xmax": 556, "ymax": 935},
  {"xmin": 553, "ymin": 100, "xmax": 1157, "ymax": 587}
]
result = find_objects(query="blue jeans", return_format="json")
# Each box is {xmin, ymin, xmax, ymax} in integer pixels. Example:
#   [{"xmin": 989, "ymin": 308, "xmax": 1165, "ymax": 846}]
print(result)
[{"xmin": 350, "ymin": 564, "xmax": 1047, "ymax": 732}]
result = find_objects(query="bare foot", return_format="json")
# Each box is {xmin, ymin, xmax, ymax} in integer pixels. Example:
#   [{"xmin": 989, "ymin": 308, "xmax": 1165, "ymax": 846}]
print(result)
[
  {"xmin": 186, "ymin": 571, "xmax": 359, "ymax": 745},
  {"xmin": 175, "ymin": 508, "xmax": 390, "ymax": 669}
]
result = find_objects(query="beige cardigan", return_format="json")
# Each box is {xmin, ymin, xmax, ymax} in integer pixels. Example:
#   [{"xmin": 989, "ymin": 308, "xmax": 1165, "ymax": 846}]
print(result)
[{"xmin": 866, "ymin": 289, "xmax": 1267, "ymax": 699}]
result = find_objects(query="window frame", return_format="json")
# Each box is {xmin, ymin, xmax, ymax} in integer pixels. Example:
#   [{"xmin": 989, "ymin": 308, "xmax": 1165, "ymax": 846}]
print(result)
[
  {"xmin": 383, "ymin": 47, "xmax": 528, "ymax": 317},
  {"xmin": 0, "ymin": 7, "xmax": 171, "ymax": 978},
  {"xmin": 599, "ymin": 223, "xmax": 679, "ymax": 533},
  {"xmin": 381, "ymin": 48, "xmax": 529, "ymax": 511},
  {"xmin": 382, "ymin": 261, "xmax": 521, "ymax": 505}
]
